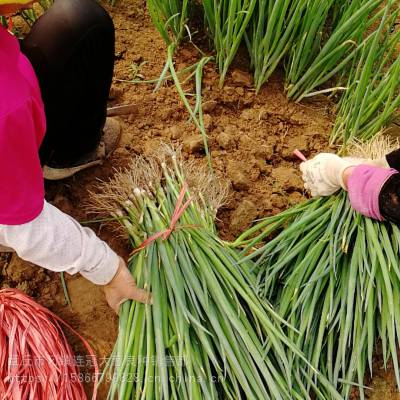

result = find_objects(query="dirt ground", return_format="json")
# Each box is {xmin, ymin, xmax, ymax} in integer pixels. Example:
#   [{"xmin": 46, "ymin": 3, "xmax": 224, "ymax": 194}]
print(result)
[{"xmin": 1, "ymin": 0, "xmax": 399, "ymax": 398}]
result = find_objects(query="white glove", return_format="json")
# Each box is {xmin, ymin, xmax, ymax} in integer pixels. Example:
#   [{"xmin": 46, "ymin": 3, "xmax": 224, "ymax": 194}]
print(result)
[{"xmin": 300, "ymin": 154, "xmax": 362, "ymax": 197}]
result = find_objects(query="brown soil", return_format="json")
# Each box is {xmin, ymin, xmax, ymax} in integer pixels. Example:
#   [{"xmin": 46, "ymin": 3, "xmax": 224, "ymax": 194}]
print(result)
[
  {"xmin": 0, "ymin": 0, "xmax": 398, "ymax": 399},
  {"xmin": 367, "ymin": 367, "xmax": 400, "ymax": 400}
]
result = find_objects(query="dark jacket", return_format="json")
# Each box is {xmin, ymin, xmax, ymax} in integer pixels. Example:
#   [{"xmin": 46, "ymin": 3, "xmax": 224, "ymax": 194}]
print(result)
[{"xmin": 380, "ymin": 149, "xmax": 400, "ymax": 223}]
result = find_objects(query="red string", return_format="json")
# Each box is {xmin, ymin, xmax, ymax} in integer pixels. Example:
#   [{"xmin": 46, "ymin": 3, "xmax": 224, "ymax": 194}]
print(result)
[
  {"xmin": 132, "ymin": 183, "xmax": 193, "ymax": 255},
  {"xmin": 0, "ymin": 288, "xmax": 98, "ymax": 400}
]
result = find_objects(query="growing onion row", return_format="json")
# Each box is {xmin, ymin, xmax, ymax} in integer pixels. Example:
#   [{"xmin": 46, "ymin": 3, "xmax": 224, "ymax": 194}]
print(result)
[
  {"xmin": 331, "ymin": 4, "xmax": 400, "ymax": 145},
  {"xmin": 246, "ymin": 0, "xmax": 308, "ymax": 93},
  {"xmin": 146, "ymin": 0, "xmax": 214, "ymax": 168},
  {"xmin": 147, "ymin": 0, "xmax": 189, "ymax": 45},
  {"xmin": 283, "ymin": 0, "xmax": 336, "ymax": 94},
  {"xmin": 285, "ymin": 0, "xmax": 386, "ymax": 101},
  {"xmin": 142, "ymin": 0, "xmax": 400, "ymax": 150},
  {"xmin": 203, "ymin": 0, "xmax": 257, "ymax": 87},
  {"xmin": 93, "ymin": 149, "xmax": 341, "ymax": 399}
]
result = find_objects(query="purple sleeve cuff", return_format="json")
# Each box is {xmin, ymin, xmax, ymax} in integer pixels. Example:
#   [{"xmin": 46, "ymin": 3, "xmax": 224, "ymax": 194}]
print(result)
[{"xmin": 348, "ymin": 165, "xmax": 398, "ymax": 221}]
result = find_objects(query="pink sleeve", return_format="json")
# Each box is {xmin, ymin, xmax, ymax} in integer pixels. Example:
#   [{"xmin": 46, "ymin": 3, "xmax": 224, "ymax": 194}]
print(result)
[
  {"xmin": 347, "ymin": 165, "xmax": 398, "ymax": 221},
  {"xmin": 0, "ymin": 99, "xmax": 45, "ymax": 225}
]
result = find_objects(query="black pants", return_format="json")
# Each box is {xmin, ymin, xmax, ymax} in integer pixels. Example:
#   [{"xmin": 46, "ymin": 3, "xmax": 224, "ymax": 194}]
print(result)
[{"xmin": 21, "ymin": 0, "xmax": 115, "ymax": 166}]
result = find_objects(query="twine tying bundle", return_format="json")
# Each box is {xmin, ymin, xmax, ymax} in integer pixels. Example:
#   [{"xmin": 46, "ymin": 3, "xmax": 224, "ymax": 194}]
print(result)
[{"xmin": 132, "ymin": 183, "xmax": 194, "ymax": 255}]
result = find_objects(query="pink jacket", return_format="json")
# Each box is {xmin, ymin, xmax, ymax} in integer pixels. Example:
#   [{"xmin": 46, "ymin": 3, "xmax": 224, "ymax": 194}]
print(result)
[
  {"xmin": 0, "ymin": 27, "xmax": 119, "ymax": 285},
  {"xmin": 0, "ymin": 26, "xmax": 46, "ymax": 225}
]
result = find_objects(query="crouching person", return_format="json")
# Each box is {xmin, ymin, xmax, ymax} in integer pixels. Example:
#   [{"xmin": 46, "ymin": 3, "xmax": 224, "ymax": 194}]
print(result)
[{"xmin": 0, "ymin": 0, "xmax": 150, "ymax": 312}]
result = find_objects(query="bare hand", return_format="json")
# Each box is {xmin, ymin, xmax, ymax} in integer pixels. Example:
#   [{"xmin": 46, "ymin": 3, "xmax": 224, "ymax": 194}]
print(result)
[{"xmin": 103, "ymin": 258, "xmax": 152, "ymax": 314}]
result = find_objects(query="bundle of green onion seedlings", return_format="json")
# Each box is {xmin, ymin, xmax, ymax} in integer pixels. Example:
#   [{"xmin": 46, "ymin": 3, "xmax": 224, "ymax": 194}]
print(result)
[
  {"xmin": 285, "ymin": 0, "xmax": 387, "ymax": 102},
  {"xmin": 232, "ymin": 137, "xmax": 400, "ymax": 399},
  {"xmin": 92, "ymin": 147, "xmax": 341, "ymax": 399}
]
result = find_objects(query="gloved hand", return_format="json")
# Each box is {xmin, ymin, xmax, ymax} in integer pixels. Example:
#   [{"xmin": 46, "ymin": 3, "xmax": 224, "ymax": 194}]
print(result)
[
  {"xmin": 103, "ymin": 257, "xmax": 152, "ymax": 314},
  {"xmin": 300, "ymin": 153, "xmax": 365, "ymax": 197}
]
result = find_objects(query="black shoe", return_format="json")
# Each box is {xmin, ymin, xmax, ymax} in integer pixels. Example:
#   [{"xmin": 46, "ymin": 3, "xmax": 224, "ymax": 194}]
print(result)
[{"xmin": 43, "ymin": 118, "xmax": 121, "ymax": 181}]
